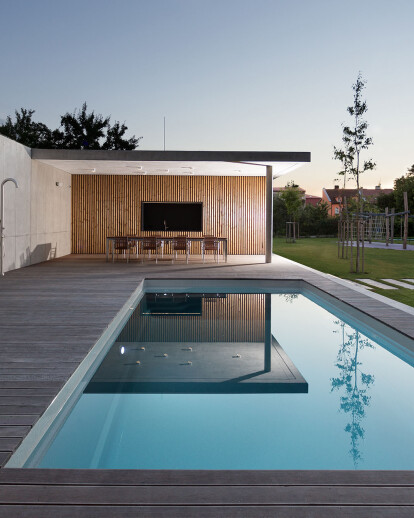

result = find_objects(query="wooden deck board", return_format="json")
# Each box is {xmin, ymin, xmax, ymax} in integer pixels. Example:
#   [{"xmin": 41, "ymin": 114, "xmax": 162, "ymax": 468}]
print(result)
[
  {"xmin": 0, "ymin": 506, "xmax": 412, "ymax": 518},
  {"xmin": 1, "ymin": 469, "xmax": 414, "ymax": 486},
  {"xmin": 0, "ymin": 254, "xmax": 412, "ymax": 515},
  {"xmin": 0, "ymin": 427, "xmax": 31, "ymax": 438},
  {"xmin": 0, "ymin": 484, "xmax": 413, "ymax": 505},
  {"xmin": 0, "ymin": 416, "xmax": 39, "ymax": 426}
]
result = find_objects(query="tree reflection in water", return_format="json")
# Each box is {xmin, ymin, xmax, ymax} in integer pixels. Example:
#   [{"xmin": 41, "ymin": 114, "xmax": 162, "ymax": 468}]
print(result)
[
  {"xmin": 331, "ymin": 320, "xmax": 375, "ymax": 468},
  {"xmin": 280, "ymin": 294, "xmax": 299, "ymax": 303}
]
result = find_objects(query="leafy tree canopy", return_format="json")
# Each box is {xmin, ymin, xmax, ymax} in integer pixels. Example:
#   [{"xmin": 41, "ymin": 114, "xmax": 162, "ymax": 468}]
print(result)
[
  {"xmin": 394, "ymin": 164, "xmax": 414, "ymax": 212},
  {"xmin": 278, "ymin": 181, "xmax": 303, "ymax": 220},
  {"xmin": 0, "ymin": 103, "xmax": 142, "ymax": 150},
  {"xmin": 0, "ymin": 108, "xmax": 55, "ymax": 148},
  {"xmin": 376, "ymin": 191, "xmax": 396, "ymax": 211},
  {"xmin": 273, "ymin": 195, "xmax": 337, "ymax": 237}
]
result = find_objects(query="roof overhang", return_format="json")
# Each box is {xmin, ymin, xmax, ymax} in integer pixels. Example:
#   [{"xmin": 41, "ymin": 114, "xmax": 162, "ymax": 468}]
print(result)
[{"xmin": 31, "ymin": 149, "xmax": 311, "ymax": 178}]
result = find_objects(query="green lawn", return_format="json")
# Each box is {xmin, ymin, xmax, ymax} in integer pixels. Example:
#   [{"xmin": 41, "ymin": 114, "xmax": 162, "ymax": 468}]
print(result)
[{"xmin": 273, "ymin": 237, "xmax": 414, "ymax": 307}]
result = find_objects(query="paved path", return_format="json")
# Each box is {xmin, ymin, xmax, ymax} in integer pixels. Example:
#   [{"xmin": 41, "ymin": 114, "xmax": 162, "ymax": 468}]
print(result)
[
  {"xmin": 349, "ymin": 241, "xmax": 414, "ymax": 251},
  {"xmin": 0, "ymin": 254, "xmax": 413, "ymax": 516},
  {"xmin": 382, "ymin": 279, "xmax": 414, "ymax": 289},
  {"xmin": 356, "ymin": 278, "xmax": 398, "ymax": 290}
]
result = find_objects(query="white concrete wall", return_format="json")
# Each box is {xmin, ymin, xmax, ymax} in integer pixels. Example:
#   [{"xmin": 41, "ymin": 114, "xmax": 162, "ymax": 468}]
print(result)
[
  {"xmin": 0, "ymin": 135, "xmax": 71, "ymax": 273},
  {"xmin": 30, "ymin": 160, "xmax": 71, "ymax": 265},
  {"xmin": 0, "ymin": 135, "xmax": 32, "ymax": 272}
]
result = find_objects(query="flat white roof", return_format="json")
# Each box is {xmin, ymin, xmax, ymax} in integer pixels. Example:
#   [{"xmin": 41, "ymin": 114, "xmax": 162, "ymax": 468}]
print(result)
[{"xmin": 31, "ymin": 149, "xmax": 310, "ymax": 177}]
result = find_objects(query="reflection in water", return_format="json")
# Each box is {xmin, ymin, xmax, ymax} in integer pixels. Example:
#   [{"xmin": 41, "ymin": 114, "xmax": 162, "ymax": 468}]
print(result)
[
  {"xmin": 331, "ymin": 320, "xmax": 375, "ymax": 468},
  {"xmin": 86, "ymin": 293, "xmax": 308, "ymax": 394},
  {"xmin": 34, "ymin": 292, "xmax": 414, "ymax": 470},
  {"xmin": 279, "ymin": 294, "xmax": 299, "ymax": 303}
]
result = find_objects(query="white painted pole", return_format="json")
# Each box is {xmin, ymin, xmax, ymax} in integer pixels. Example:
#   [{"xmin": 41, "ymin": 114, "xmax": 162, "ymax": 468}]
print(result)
[
  {"xmin": 0, "ymin": 178, "xmax": 19, "ymax": 276},
  {"xmin": 265, "ymin": 165, "xmax": 273, "ymax": 263}
]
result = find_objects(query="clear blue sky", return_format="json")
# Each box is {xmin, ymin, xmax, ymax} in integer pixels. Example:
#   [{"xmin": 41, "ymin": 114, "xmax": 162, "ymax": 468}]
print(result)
[{"xmin": 1, "ymin": 0, "xmax": 413, "ymax": 194}]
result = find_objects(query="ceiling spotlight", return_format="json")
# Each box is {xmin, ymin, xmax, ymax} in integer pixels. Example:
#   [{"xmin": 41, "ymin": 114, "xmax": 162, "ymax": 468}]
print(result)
[{"xmin": 75, "ymin": 167, "xmax": 96, "ymax": 173}]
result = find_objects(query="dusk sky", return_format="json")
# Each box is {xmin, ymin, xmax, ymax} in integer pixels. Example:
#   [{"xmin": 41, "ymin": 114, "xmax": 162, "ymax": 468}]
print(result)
[{"xmin": 1, "ymin": 0, "xmax": 413, "ymax": 195}]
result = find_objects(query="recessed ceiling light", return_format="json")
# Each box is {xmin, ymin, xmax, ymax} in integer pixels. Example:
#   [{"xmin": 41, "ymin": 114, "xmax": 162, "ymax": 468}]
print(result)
[{"xmin": 75, "ymin": 167, "xmax": 96, "ymax": 173}]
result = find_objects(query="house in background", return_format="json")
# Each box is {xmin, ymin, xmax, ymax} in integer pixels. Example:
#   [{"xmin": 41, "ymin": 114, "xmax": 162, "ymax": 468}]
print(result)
[
  {"xmin": 304, "ymin": 194, "xmax": 322, "ymax": 207},
  {"xmin": 273, "ymin": 186, "xmax": 321, "ymax": 207},
  {"xmin": 322, "ymin": 185, "xmax": 393, "ymax": 216}
]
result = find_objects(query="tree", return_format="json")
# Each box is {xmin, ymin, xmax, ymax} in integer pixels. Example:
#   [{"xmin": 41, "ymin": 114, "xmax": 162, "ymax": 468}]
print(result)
[
  {"xmin": 279, "ymin": 182, "xmax": 303, "ymax": 242},
  {"xmin": 273, "ymin": 196, "xmax": 288, "ymax": 236},
  {"xmin": 59, "ymin": 102, "xmax": 109, "ymax": 149},
  {"xmin": 0, "ymin": 108, "xmax": 54, "ymax": 148},
  {"xmin": 279, "ymin": 182, "xmax": 303, "ymax": 221},
  {"xmin": 393, "ymin": 165, "xmax": 414, "ymax": 238},
  {"xmin": 102, "ymin": 120, "xmax": 142, "ymax": 150},
  {"xmin": 299, "ymin": 202, "xmax": 338, "ymax": 237},
  {"xmin": 394, "ymin": 165, "xmax": 414, "ymax": 212},
  {"xmin": 0, "ymin": 103, "xmax": 142, "ymax": 150},
  {"xmin": 333, "ymin": 73, "xmax": 376, "ymax": 204},
  {"xmin": 331, "ymin": 320, "xmax": 375, "ymax": 468},
  {"xmin": 333, "ymin": 73, "xmax": 376, "ymax": 272},
  {"xmin": 376, "ymin": 191, "xmax": 396, "ymax": 211}
]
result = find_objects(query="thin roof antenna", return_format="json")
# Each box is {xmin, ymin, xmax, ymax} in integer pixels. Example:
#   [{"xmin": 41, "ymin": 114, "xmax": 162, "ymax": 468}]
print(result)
[{"xmin": 163, "ymin": 116, "xmax": 166, "ymax": 151}]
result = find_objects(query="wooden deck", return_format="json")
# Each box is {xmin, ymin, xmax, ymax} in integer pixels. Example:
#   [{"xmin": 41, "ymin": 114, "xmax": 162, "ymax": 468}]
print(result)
[{"xmin": 0, "ymin": 254, "xmax": 413, "ymax": 516}]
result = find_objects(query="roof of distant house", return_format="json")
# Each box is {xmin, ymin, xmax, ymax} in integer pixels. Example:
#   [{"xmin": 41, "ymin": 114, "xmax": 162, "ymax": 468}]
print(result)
[
  {"xmin": 323, "ymin": 187, "xmax": 393, "ymax": 204},
  {"xmin": 304, "ymin": 194, "xmax": 322, "ymax": 206},
  {"xmin": 361, "ymin": 188, "xmax": 394, "ymax": 197}
]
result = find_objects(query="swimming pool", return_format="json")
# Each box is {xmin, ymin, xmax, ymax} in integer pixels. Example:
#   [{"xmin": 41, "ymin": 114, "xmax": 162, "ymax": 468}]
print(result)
[{"xmin": 8, "ymin": 280, "xmax": 414, "ymax": 470}]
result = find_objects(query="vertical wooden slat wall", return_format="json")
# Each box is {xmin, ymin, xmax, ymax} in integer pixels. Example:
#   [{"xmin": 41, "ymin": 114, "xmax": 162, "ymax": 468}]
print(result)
[
  {"xmin": 72, "ymin": 175, "xmax": 266, "ymax": 255},
  {"xmin": 117, "ymin": 294, "xmax": 265, "ymax": 343}
]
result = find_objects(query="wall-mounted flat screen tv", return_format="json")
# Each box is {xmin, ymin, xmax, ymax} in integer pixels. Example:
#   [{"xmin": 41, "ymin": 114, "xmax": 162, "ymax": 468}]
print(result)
[{"xmin": 141, "ymin": 202, "xmax": 203, "ymax": 232}]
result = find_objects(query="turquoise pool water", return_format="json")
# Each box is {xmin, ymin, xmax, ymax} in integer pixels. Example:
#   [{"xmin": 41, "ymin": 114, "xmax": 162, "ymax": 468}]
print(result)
[{"xmin": 34, "ymin": 289, "xmax": 414, "ymax": 470}]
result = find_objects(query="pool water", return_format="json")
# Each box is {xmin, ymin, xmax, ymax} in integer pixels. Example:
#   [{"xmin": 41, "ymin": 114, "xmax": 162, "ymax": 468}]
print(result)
[{"xmin": 34, "ymin": 290, "xmax": 414, "ymax": 470}]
